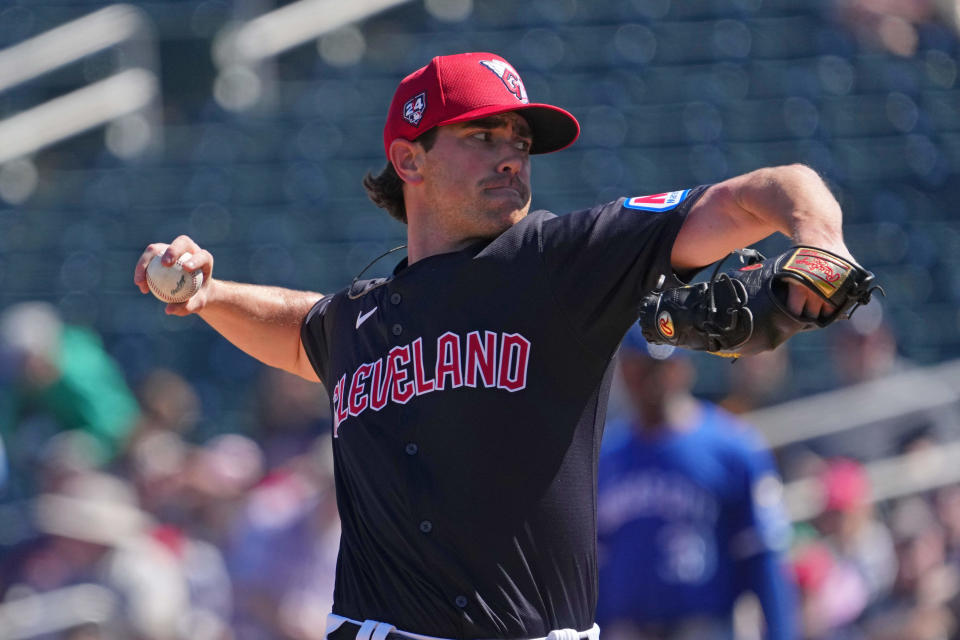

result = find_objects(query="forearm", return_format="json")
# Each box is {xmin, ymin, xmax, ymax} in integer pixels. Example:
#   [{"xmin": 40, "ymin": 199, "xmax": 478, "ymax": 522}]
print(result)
[
  {"xmin": 198, "ymin": 279, "xmax": 323, "ymax": 378},
  {"xmin": 730, "ymin": 164, "xmax": 848, "ymax": 254},
  {"xmin": 673, "ymin": 164, "xmax": 852, "ymax": 271}
]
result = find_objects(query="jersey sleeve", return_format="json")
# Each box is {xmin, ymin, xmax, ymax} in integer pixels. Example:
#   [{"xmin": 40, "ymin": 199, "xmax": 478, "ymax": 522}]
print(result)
[
  {"xmin": 300, "ymin": 295, "xmax": 335, "ymax": 384},
  {"xmin": 538, "ymin": 186, "xmax": 709, "ymax": 354}
]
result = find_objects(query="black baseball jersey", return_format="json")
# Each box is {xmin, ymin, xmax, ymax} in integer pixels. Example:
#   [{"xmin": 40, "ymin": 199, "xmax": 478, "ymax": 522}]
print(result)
[{"xmin": 301, "ymin": 186, "xmax": 708, "ymax": 639}]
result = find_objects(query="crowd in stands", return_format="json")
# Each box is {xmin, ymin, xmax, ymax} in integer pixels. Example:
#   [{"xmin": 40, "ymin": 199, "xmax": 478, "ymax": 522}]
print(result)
[
  {"xmin": 0, "ymin": 302, "xmax": 337, "ymax": 639},
  {"xmin": 0, "ymin": 298, "xmax": 958, "ymax": 639}
]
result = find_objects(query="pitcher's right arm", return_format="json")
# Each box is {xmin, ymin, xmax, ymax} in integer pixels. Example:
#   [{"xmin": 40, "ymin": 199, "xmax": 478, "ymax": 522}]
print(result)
[{"xmin": 133, "ymin": 235, "xmax": 323, "ymax": 382}]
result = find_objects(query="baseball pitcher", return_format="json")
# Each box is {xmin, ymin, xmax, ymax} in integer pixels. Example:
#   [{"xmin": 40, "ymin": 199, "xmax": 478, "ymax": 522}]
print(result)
[{"xmin": 134, "ymin": 52, "xmax": 878, "ymax": 640}]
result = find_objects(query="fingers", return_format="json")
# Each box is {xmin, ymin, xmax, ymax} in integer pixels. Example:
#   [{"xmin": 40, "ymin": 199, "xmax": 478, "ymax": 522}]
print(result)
[
  {"xmin": 785, "ymin": 281, "xmax": 836, "ymax": 320},
  {"xmin": 133, "ymin": 242, "xmax": 169, "ymax": 294},
  {"xmin": 180, "ymin": 248, "xmax": 214, "ymax": 283},
  {"xmin": 165, "ymin": 301, "xmax": 192, "ymax": 316},
  {"xmin": 134, "ymin": 235, "xmax": 214, "ymax": 305},
  {"xmin": 165, "ymin": 282, "xmax": 212, "ymax": 316},
  {"xmin": 160, "ymin": 235, "xmax": 201, "ymax": 266},
  {"xmin": 162, "ymin": 236, "xmax": 213, "ymax": 285}
]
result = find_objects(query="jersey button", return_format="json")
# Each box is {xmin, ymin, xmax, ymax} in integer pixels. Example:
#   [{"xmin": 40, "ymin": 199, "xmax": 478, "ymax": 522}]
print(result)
[
  {"xmin": 405, "ymin": 443, "xmax": 419, "ymax": 455},
  {"xmin": 454, "ymin": 595, "xmax": 469, "ymax": 608},
  {"xmin": 390, "ymin": 292, "xmax": 402, "ymax": 305},
  {"xmin": 392, "ymin": 324, "xmax": 403, "ymax": 336},
  {"xmin": 419, "ymin": 520, "xmax": 433, "ymax": 533}
]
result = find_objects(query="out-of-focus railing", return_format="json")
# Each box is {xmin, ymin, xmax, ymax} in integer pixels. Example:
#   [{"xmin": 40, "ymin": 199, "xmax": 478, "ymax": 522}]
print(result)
[
  {"xmin": 747, "ymin": 359, "xmax": 960, "ymax": 449},
  {"xmin": 0, "ymin": 4, "xmax": 161, "ymax": 201},
  {"xmin": 744, "ymin": 358, "xmax": 960, "ymax": 521}
]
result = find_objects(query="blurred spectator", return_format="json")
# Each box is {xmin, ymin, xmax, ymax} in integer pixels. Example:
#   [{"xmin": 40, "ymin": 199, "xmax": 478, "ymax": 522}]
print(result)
[
  {"xmin": 838, "ymin": 0, "xmax": 960, "ymax": 46},
  {"xmin": 597, "ymin": 327, "xmax": 796, "ymax": 640},
  {"xmin": 253, "ymin": 367, "xmax": 331, "ymax": 469},
  {"xmin": 0, "ymin": 303, "xmax": 140, "ymax": 498},
  {"xmin": 718, "ymin": 349, "xmax": 793, "ymax": 415},
  {"xmin": 134, "ymin": 367, "xmax": 202, "ymax": 437},
  {"xmin": 0, "ymin": 471, "xmax": 192, "ymax": 639},
  {"xmin": 939, "ymin": 0, "xmax": 960, "ymax": 33},
  {"xmin": 184, "ymin": 433, "xmax": 266, "ymax": 543},
  {"xmin": 833, "ymin": 0, "xmax": 938, "ymax": 56},
  {"xmin": 829, "ymin": 303, "xmax": 906, "ymax": 388},
  {"xmin": 124, "ymin": 430, "xmax": 258, "ymax": 638},
  {"xmin": 863, "ymin": 496, "xmax": 959, "ymax": 639},
  {"xmin": 813, "ymin": 458, "xmax": 898, "ymax": 613},
  {"xmin": 790, "ymin": 540, "xmax": 869, "ymax": 639},
  {"xmin": 127, "ymin": 428, "xmax": 192, "ymax": 523},
  {"xmin": 936, "ymin": 485, "xmax": 960, "ymax": 566},
  {"xmin": 127, "ymin": 431, "xmax": 264, "ymax": 552},
  {"xmin": 226, "ymin": 436, "xmax": 339, "ymax": 640},
  {"xmin": 150, "ymin": 522, "xmax": 235, "ymax": 640},
  {"xmin": 123, "ymin": 369, "xmax": 202, "ymax": 522}
]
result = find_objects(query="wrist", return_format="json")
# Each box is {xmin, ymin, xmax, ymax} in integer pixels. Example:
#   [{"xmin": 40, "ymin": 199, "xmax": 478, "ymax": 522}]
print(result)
[
  {"xmin": 193, "ymin": 277, "xmax": 223, "ymax": 315},
  {"xmin": 791, "ymin": 224, "xmax": 851, "ymax": 261}
]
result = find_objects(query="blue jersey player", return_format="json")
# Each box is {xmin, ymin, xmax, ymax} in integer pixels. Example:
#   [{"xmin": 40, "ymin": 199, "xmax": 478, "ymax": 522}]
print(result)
[
  {"xmin": 135, "ymin": 52, "xmax": 852, "ymax": 640},
  {"xmin": 598, "ymin": 327, "xmax": 796, "ymax": 639}
]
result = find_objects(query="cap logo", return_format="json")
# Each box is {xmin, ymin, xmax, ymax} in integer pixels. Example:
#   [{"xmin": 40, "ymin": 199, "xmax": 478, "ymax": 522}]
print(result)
[
  {"xmin": 479, "ymin": 59, "xmax": 529, "ymax": 104},
  {"xmin": 402, "ymin": 92, "xmax": 427, "ymax": 126}
]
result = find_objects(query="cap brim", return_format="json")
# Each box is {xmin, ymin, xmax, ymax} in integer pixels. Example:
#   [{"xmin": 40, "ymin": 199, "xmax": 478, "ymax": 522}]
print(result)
[{"xmin": 432, "ymin": 103, "xmax": 580, "ymax": 155}]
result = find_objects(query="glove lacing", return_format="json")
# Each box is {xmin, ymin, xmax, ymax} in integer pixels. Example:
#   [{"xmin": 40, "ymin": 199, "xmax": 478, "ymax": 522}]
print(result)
[{"xmin": 699, "ymin": 249, "xmax": 763, "ymax": 352}]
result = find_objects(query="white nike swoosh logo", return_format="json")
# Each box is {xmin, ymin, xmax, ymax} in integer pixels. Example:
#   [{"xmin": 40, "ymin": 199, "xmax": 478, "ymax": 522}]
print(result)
[{"xmin": 356, "ymin": 307, "xmax": 377, "ymax": 329}]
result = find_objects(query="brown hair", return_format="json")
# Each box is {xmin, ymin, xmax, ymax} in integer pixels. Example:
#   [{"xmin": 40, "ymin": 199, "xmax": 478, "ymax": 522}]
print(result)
[{"xmin": 362, "ymin": 128, "xmax": 438, "ymax": 224}]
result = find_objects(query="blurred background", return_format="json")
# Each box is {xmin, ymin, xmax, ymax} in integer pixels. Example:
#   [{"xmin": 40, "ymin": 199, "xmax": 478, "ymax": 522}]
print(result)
[{"xmin": 0, "ymin": 0, "xmax": 959, "ymax": 638}]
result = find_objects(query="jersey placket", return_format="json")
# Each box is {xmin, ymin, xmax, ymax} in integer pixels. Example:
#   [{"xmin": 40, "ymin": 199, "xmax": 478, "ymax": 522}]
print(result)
[
  {"xmin": 383, "ymin": 282, "xmax": 438, "ymax": 582},
  {"xmin": 385, "ymin": 271, "xmax": 476, "ymax": 622}
]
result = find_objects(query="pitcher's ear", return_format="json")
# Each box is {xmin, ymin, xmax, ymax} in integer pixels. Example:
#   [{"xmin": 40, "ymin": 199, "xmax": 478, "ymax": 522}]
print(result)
[{"xmin": 388, "ymin": 138, "xmax": 425, "ymax": 185}]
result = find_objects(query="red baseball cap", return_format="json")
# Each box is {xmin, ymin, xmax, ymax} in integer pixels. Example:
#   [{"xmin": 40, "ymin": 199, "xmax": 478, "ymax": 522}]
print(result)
[
  {"xmin": 383, "ymin": 52, "xmax": 580, "ymax": 158},
  {"xmin": 821, "ymin": 458, "xmax": 871, "ymax": 512}
]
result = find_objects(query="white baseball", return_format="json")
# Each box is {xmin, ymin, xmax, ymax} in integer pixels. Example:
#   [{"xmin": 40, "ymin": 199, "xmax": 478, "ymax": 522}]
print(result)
[{"xmin": 146, "ymin": 252, "xmax": 203, "ymax": 304}]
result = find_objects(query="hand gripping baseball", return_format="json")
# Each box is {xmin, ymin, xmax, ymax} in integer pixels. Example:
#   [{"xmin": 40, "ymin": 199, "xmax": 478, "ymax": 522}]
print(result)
[
  {"xmin": 637, "ymin": 246, "xmax": 883, "ymax": 359},
  {"xmin": 134, "ymin": 235, "xmax": 214, "ymax": 315}
]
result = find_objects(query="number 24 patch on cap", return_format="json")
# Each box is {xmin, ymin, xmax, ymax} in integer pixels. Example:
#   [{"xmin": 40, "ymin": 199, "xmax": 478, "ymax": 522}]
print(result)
[{"xmin": 624, "ymin": 190, "xmax": 690, "ymax": 212}]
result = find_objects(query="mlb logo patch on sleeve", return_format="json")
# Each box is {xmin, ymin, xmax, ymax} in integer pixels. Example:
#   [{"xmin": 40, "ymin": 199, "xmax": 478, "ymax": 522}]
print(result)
[{"xmin": 624, "ymin": 190, "xmax": 690, "ymax": 212}]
